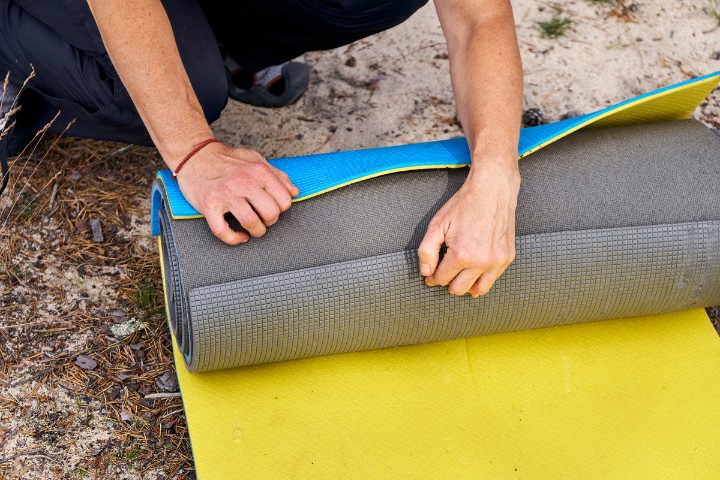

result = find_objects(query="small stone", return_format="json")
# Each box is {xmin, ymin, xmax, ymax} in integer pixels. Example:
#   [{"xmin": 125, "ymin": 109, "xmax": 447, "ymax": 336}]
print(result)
[
  {"xmin": 434, "ymin": 52, "xmax": 449, "ymax": 60},
  {"xmin": 75, "ymin": 220, "xmax": 91, "ymax": 235},
  {"xmin": 345, "ymin": 56, "xmax": 357, "ymax": 67},
  {"xmin": 75, "ymin": 355, "xmax": 97, "ymax": 370},
  {"xmin": 560, "ymin": 110, "xmax": 582, "ymax": 120},
  {"xmin": 111, "ymin": 310, "xmax": 129, "ymax": 323},
  {"xmin": 120, "ymin": 410, "xmax": 133, "ymax": 422},
  {"xmin": 91, "ymin": 447, "xmax": 105, "ymax": 457},
  {"xmin": 628, "ymin": 3, "xmax": 639, "ymax": 12},
  {"xmin": 522, "ymin": 108, "xmax": 545, "ymax": 127},
  {"xmin": 132, "ymin": 348, "xmax": 146, "ymax": 362},
  {"xmin": 109, "ymin": 387, "xmax": 123, "ymax": 400},
  {"xmin": 110, "ymin": 317, "xmax": 143, "ymax": 339},
  {"xmin": 89, "ymin": 218, "xmax": 104, "ymax": 243},
  {"xmin": 711, "ymin": 51, "xmax": 720, "ymax": 61},
  {"xmin": 155, "ymin": 372, "xmax": 179, "ymax": 393}
]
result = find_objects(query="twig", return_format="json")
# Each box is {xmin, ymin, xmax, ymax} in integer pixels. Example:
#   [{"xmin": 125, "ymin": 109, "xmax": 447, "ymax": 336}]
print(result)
[
  {"xmin": 144, "ymin": 392, "xmax": 181, "ymax": 399},
  {"xmin": 161, "ymin": 408, "xmax": 185, "ymax": 419},
  {"xmin": 48, "ymin": 182, "xmax": 59, "ymax": 209},
  {"xmin": 0, "ymin": 448, "xmax": 44, "ymax": 464}
]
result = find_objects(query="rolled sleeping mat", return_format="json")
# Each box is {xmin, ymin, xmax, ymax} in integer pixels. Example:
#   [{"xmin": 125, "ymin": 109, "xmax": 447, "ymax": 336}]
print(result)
[{"xmin": 153, "ymin": 119, "xmax": 720, "ymax": 372}]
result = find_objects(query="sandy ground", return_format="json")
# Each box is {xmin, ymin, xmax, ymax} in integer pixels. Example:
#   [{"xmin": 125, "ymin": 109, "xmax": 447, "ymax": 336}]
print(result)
[
  {"xmin": 1, "ymin": 1, "xmax": 720, "ymax": 478},
  {"xmin": 213, "ymin": 0, "xmax": 720, "ymax": 157}
]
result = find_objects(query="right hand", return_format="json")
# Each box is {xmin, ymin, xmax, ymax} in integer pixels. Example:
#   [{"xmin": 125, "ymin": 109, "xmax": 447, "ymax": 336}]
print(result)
[{"xmin": 175, "ymin": 142, "xmax": 299, "ymax": 244}]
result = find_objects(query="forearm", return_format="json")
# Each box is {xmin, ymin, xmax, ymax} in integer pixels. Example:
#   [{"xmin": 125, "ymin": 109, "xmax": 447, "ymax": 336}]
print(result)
[
  {"xmin": 435, "ymin": 0, "xmax": 522, "ymax": 166},
  {"xmin": 419, "ymin": 0, "xmax": 522, "ymax": 296},
  {"xmin": 87, "ymin": 0, "xmax": 213, "ymax": 168}
]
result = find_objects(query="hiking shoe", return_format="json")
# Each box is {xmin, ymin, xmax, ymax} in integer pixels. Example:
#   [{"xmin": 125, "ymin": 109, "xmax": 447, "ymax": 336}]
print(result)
[{"xmin": 226, "ymin": 58, "xmax": 309, "ymax": 108}]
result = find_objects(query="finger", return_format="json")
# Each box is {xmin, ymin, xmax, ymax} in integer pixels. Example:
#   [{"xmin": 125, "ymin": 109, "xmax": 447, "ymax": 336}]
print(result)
[
  {"xmin": 470, "ymin": 269, "xmax": 502, "ymax": 298},
  {"xmin": 205, "ymin": 211, "xmax": 249, "ymax": 245},
  {"xmin": 425, "ymin": 275, "xmax": 437, "ymax": 287},
  {"xmin": 269, "ymin": 165, "xmax": 300, "ymax": 197},
  {"xmin": 432, "ymin": 250, "xmax": 467, "ymax": 286},
  {"xmin": 231, "ymin": 200, "xmax": 267, "ymax": 238},
  {"xmin": 448, "ymin": 268, "xmax": 483, "ymax": 296},
  {"xmin": 417, "ymin": 220, "xmax": 445, "ymax": 277},
  {"xmin": 247, "ymin": 189, "xmax": 281, "ymax": 227},
  {"xmin": 262, "ymin": 172, "xmax": 293, "ymax": 212}
]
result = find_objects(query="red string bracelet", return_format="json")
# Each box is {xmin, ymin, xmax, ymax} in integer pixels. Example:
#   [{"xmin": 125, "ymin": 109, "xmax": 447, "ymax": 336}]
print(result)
[{"xmin": 172, "ymin": 138, "xmax": 219, "ymax": 179}]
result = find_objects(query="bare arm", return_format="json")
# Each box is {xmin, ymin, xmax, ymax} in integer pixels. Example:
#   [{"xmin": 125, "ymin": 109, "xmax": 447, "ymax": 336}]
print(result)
[
  {"xmin": 87, "ymin": 0, "xmax": 298, "ymax": 244},
  {"xmin": 419, "ymin": 0, "xmax": 523, "ymax": 296}
]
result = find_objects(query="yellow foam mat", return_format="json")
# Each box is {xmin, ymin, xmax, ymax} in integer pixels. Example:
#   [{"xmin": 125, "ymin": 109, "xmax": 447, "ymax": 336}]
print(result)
[
  {"xmin": 519, "ymin": 72, "xmax": 720, "ymax": 157},
  {"xmin": 158, "ymin": 73, "xmax": 720, "ymax": 477},
  {"xmin": 171, "ymin": 308, "xmax": 720, "ymax": 479}
]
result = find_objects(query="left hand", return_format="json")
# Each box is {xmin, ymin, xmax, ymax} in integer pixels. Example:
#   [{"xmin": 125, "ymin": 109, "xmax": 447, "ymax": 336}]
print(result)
[{"xmin": 418, "ymin": 159, "xmax": 520, "ymax": 297}]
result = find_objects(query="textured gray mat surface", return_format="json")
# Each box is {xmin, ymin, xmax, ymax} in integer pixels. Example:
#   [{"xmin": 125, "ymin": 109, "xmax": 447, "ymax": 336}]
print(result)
[{"xmin": 155, "ymin": 120, "xmax": 720, "ymax": 372}]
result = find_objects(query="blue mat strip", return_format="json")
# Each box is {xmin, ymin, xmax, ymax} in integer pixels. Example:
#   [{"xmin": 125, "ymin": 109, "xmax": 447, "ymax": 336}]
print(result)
[{"xmin": 151, "ymin": 72, "xmax": 719, "ymax": 236}]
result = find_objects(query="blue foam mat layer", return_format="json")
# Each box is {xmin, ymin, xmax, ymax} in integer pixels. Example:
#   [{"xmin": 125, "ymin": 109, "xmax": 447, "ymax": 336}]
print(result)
[{"xmin": 151, "ymin": 72, "xmax": 719, "ymax": 236}]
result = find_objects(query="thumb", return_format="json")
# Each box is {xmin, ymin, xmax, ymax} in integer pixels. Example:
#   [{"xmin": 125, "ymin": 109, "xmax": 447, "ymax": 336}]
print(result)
[{"xmin": 417, "ymin": 220, "xmax": 445, "ymax": 277}]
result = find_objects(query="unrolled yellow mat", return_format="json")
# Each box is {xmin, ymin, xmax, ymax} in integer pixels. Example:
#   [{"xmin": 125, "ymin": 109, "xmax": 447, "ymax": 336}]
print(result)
[
  {"xmin": 161, "ymin": 72, "xmax": 720, "ymax": 478},
  {"xmin": 171, "ymin": 307, "xmax": 720, "ymax": 479}
]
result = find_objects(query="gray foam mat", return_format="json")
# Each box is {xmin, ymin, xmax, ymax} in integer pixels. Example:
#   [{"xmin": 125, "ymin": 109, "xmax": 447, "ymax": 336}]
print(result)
[{"xmin": 155, "ymin": 120, "xmax": 720, "ymax": 372}]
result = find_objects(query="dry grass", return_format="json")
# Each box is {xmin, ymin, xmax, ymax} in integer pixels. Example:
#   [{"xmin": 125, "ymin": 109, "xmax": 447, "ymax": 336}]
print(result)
[{"xmin": 0, "ymin": 136, "xmax": 194, "ymax": 479}]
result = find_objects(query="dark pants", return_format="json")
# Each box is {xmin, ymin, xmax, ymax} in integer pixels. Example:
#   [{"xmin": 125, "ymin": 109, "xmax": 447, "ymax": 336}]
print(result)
[{"xmin": 0, "ymin": 0, "xmax": 427, "ymax": 151}]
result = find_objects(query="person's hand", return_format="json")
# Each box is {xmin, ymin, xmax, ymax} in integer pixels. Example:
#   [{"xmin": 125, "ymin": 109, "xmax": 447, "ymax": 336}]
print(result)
[
  {"xmin": 418, "ymin": 159, "xmax": 520, "ymax": 297},
  {"xmin": 176, "ymin": 142, "xmax": 299, "ymax": 244}
]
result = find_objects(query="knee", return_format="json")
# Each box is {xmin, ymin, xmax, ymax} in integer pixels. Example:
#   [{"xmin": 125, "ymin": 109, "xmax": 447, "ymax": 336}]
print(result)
[
  {"xmin": 189, "ymin": 63, "xmax": 228, "ymax": 123},
  {"xmin": 181, "ymin": 42, "xmax": 227, "ymax": 123},
  {"xmin": 326, "ymin": 0, "xmax": 429, "ymax": 31}
]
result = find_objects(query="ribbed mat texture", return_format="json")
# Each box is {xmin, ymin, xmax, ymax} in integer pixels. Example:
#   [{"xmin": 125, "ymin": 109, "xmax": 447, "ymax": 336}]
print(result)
[{"xmin": 154, "ymin": 120, "xmax": 720, "ymax": 372}]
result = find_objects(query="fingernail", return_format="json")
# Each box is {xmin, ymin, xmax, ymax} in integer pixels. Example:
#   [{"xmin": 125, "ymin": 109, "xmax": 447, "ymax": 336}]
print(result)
[{"xmin": 420, "ymin": 264, "xmax": 430, "ymax": 276}]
